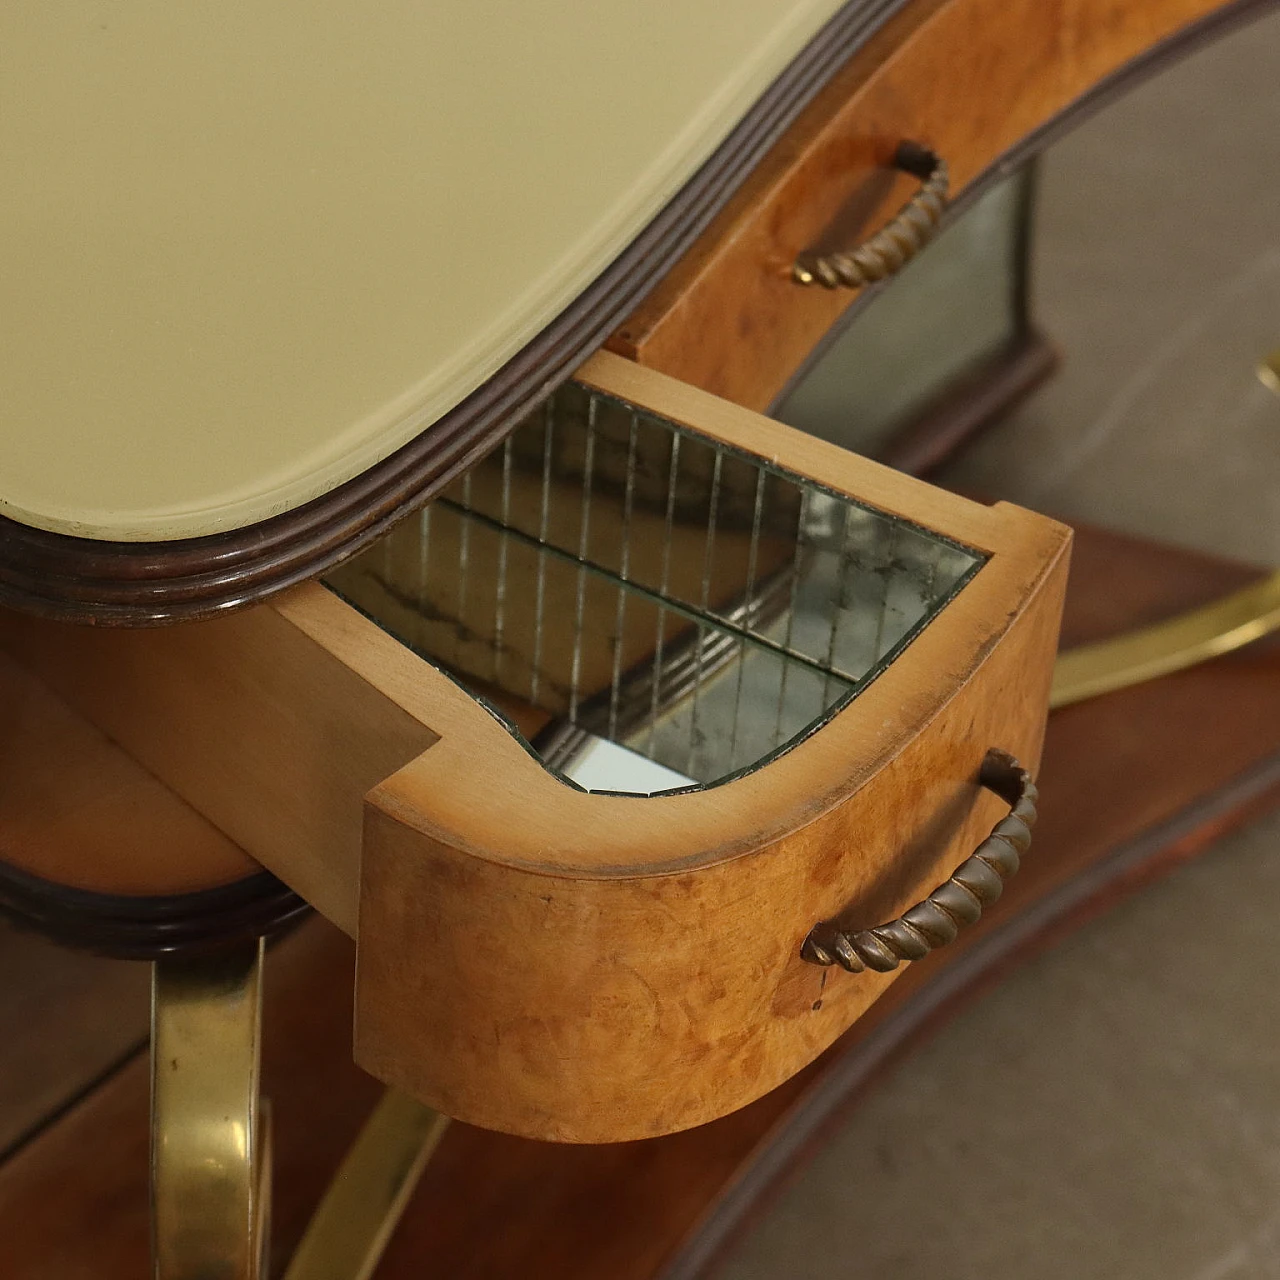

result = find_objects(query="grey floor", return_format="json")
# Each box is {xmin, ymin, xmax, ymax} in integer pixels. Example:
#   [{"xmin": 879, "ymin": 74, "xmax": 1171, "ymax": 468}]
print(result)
[{"xmin": 717, "ymin": 12, "xmax": 1280, "ymax": 1280}]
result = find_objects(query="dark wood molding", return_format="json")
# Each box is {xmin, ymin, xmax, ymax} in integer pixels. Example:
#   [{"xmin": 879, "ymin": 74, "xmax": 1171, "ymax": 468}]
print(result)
[
  {"xmin": 1, "ymin": 0, "xmax": 1275, "ymax": 625},
  {"xmin": 0, "ymin": 864, "xmax": 308, "ymax": 961}
]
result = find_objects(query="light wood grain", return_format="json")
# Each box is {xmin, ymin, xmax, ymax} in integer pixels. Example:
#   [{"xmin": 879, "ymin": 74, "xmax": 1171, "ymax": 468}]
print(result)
[
  {"xmin": 354, "ymin": 354, "xmax": 1071, "ymax": 1140},
  {"xmin": 0, "ymin": 652, "xmax": 257, "ymax": 895},
  {"xmin": 0, "ymin": 355, "xmax": 1069, "ymax": 1140},
  {"xmin": 0, "ymin": 601, "xmax": 441, "ymax": 936},
  {"xmin": 609, "ymin": 0, "xmax": 1243, "ymax": 409},
  {"xmin": 4, "ymin": 531, "xmax": 1278, "ymax": 1280}
]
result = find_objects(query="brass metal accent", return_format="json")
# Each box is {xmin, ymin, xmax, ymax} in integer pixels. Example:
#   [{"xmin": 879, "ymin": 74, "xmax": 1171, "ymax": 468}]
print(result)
[
  {"xmin": 1259, "ymin": 347, "xmax": 1280, "ymax": 396},
  {"xmin": 150, "ymin": 938, "xmax": 446, "ymax": 1280},
  {"xmin": 1050, "ymin": 353, "xmax": 1280, "ymax": 709},
  {"xmin": 802, "ymin": 749, "xmax": 1036, "ymax": 973},
  {"xmin": 282, "ymin": 1089, "xmax": 449, "ymax": 1280},
  {"xmin": 151, "ymin": 939, "xmax": 267, "ymax": 1280},
  {"xmin": 1050, "ymin": 570, "xmax": 1280, "ymax": 709},
  {"xmin": 793, "ymin": 142, "xmax": 949, "ymax": 289}
]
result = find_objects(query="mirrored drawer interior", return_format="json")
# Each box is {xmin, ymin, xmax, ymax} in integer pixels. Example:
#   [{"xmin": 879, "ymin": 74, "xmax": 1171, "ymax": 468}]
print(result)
[{"xmin": 326, "ymin": 379, "xmax": 983, "ymax": 797}]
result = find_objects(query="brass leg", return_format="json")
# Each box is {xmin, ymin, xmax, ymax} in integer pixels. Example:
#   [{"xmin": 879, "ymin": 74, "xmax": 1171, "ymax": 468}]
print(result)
[
  {"xmin": 152, "ymin": 939, "xmax": 267, "ymax": 1280},
  {"xmin": 282, "ymin": 1090, "xmax": 448, "ymax": 1280},
  {"xmin": 150, "ymin": 936, "xmax": 445, "ymax": 1280},
  {"xmin": 1050, "ymin": 570, "xmax": 1280, "ymax": 709}
]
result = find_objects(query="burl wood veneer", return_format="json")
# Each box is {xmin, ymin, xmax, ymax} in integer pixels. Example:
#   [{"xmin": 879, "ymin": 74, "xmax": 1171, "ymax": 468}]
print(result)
[
  {"xmin": 0, "ymin": 353, "xmax": 1069, "ymax": 1141},
  {"xmin": 1, "ymin": 523, "xmax": 1275, "ymax": 1278}
]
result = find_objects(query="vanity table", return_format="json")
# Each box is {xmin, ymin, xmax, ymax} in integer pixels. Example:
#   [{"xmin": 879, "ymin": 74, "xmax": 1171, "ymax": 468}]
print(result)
[{"xmin": 2, "ymin": 0, "xmax": 1278, "ymax": 1274}]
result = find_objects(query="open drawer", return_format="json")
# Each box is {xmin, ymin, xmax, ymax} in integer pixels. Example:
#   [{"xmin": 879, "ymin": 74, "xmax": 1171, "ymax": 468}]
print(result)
[{"xmin": 0, "ymin": 352, "xmax": 1069, "ymax": 1143}]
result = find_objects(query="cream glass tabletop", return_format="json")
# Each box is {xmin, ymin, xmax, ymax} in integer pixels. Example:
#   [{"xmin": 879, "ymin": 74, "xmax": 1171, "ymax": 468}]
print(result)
[{"xmin": 1, "ymin": 2, "xmax": 843, "ymax": 541}]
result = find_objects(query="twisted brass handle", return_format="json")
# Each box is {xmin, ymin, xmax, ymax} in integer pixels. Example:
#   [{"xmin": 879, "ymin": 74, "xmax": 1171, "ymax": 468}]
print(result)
[
  {"xmin": 801, "ymin": 749, "xmax": 1036, "ymax": 973},
  {"xmin": 793, "ymin": 141, "xmax": 949, "ymax": 289}
]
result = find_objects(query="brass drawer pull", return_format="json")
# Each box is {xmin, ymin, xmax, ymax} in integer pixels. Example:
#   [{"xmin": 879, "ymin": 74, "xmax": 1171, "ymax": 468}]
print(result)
[
  {"xmin": 802, "ymin": 749, "xmax": 1036, "ymax": 973},
  {"xmin": 792, "ymin": 141, "xmax": 949, "ymax": 289}
]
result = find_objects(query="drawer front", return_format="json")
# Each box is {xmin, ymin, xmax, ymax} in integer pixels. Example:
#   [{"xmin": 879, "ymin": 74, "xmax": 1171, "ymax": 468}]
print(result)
[
  {"xmin": 0, "ymin": 353, "xmax": 1069, "ymax": 1142},
  {"xmin": 610, "ymin": 0, "xmax": 1243, "ymax": 411}
]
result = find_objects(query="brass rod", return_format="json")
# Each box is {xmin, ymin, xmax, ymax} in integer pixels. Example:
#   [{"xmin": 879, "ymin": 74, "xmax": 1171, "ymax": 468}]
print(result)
[
  {"xmin": 1050, "ymin": 570, "xmax": 1280, "ymax": 709},
  {"xmin": 151, "ymin": 939, "xmax": 266, "ymax": 1280},
  {"xmin": 282, "ymin": 1089, "xmax": 449, "ymax": 1280}
]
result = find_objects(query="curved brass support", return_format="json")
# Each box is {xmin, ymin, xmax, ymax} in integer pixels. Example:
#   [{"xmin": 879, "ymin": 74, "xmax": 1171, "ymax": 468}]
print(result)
[
  {"xmin": 1259, "ymin": 347, "xmax": 1280, "ymax": 396},
  {"xmin": 151, "ymin": 938, "xmax": 267, "ymax": 1280},
  {"xmin": 282, "ymin": 1089, "xmax": 448, "ymax": 1280},
  {"xmin": 792, "ymin": 141, "xmax": 949, "ymax": 289},
  {"xmin": 1050, "ymin": 570, "xmax": 1280, "ymax": 710},
  {"xmin": 802, "ymin": 750, "xmax": 1036, "ymax": 974},
  {"xmin": 150, "ymin": 938, "xmax": 447, "ymax": 1280},
  {"xmin": 1053, "ymin": 350, "xmax": 1280, "ymax": 709}
]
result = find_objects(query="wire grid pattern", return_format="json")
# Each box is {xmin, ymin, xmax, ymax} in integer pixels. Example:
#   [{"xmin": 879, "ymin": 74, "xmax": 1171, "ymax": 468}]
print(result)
[{"xmin": 325, "ymin": 382, "xmax": 982, "ymax": 792}]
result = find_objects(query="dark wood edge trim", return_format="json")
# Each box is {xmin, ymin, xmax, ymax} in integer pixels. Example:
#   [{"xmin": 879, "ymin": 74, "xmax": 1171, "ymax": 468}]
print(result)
[
  {"xmin": 876, "ymin": 328, "xmax": 1061, "ymax": 476},
  {"xmin": 656, "ymin": 747, "xmax": 1280, "ymax": 1280},
  {"xmin": 0, "ymin": 863, "xmax": 310, "ymax": 960},
  {"xmin": 0, "ymin": 0, "xmax": 911, "ymax": 626}
]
